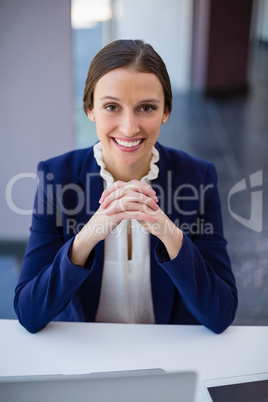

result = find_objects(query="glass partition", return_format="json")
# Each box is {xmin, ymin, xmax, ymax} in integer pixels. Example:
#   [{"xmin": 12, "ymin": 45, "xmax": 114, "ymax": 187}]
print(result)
[{"xmin": 71, "ymin": 0, "xmax": 114, "ymax": 148}]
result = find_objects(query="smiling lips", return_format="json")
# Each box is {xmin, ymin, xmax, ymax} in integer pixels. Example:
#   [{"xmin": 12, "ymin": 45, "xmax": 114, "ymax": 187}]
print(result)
[{"xmin": 113, "ymin": 137, "xmax": 144, "ymax": 151}]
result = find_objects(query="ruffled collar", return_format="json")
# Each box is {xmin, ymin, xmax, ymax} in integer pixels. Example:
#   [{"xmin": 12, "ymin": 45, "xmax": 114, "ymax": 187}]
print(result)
[{"xmin": 93, "ymin": 142, "xmax": 159, "ymax": 187}]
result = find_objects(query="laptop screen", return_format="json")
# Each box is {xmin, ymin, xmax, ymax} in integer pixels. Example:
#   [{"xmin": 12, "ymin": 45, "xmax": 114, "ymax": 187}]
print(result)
[{"xmin": 0, "ymin": 370, "xmax": 197, "ymax": 402}]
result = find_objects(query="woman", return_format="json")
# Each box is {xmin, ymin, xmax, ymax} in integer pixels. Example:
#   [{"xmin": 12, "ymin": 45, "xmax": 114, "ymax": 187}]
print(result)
[{"xmin": 14, "ymin": 40, "xmax": 237, "ymax": 333}]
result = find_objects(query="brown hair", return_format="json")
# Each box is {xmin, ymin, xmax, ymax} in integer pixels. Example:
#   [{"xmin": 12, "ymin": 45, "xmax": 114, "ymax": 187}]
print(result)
[{"xmin": 83, "ymin": 39, "xmax": 172, "ymax": 114}]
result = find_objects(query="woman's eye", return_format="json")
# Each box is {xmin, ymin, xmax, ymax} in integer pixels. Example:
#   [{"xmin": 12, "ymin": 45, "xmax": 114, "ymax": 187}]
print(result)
[
  {"xmin": 105, "ymin": 104, "xmax": 118, "ymax": 112},
  {"xmin": 140, "ymin": 105, "xmax": 156, "ymax": 113}
]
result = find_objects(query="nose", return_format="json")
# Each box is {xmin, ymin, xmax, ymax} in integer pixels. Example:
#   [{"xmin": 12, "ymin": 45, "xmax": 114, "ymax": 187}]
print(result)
[{"xmin": 119, "ymin": 111, "xmax": 140, "ymax": 137}]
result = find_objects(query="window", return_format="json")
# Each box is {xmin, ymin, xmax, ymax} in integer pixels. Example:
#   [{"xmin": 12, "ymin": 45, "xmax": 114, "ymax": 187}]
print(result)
[{"xmin": 71, "ymin": 0, "xmax": 115, "ymax": 148}]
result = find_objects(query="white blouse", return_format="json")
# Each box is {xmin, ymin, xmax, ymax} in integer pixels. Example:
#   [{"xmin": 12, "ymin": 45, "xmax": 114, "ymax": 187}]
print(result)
[{"xmin": 93, "ymin": 142, "xmax": 160, "ymax": 324}]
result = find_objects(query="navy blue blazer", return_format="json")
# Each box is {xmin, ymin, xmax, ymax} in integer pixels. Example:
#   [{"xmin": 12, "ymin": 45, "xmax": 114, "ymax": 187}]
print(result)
[{"xmin": 14, "ymin": 142, "xmax": 237, "ymax": 333}]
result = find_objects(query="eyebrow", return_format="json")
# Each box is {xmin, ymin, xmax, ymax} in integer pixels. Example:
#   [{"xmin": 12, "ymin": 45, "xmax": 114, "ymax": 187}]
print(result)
[
  {"xmin": 99, "ymin": 96, "xmax": 120, "ymax": 101},
  {"xmin": 99, "ymin": 96, "xmax": 161, "ymax": 104}
]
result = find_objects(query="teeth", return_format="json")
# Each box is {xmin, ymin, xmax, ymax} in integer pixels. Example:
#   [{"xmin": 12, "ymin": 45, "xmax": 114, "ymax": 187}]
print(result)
[{"xmin": 114, "ymin": 138, "xmax": 142, "ymax": 148}]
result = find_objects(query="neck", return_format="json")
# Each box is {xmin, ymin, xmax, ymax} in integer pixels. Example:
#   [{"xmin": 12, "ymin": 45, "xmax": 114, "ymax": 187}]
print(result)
[
  {"xmin": 106, "ymin": 160, "xmax": 150, "ymax": 182},
  {"xmin": 110, "ymin": 166, "xmax": 150, "ymax": 182}
]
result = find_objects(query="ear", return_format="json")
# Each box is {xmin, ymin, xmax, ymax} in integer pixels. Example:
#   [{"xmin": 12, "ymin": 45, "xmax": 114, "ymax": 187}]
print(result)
[
  {"xmin": 87, "ymin": 109, "xmax": 95, "ymax": 122},
  {"xmin": 161, "ymin": 107, "xmax": 170, "ymax": 125}
]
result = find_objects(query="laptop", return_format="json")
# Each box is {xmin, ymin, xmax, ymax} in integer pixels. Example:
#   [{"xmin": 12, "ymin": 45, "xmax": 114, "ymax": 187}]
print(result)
[{"xmin": 0, "ymin": 369, "xmax": 197, "ymax": 402}]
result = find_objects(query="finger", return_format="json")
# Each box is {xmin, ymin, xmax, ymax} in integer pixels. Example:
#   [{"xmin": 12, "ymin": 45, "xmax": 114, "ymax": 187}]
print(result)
[
  {"xmin": 101, "ymin": 196, "xmax": 159, "ymax": 212},
  {"xmin": 99, "ymin": 180, "xmax": 126, "ymax": 204},
  {"xmin": 106, "ymin": 194, "xmax": 159, "ymax": 215},
  {"xmin": 100, "ymin": 187, "xmax": 130, "ymax": 208},
  {"xmin": 100, "ymin": 181, "xmax": 156, "ymax": 204},
  {"xmin": 104, "ymin": 194, "xmax": 159, "ymax": 214},
  {"xmin": 99, "ymin": 180, "xmax": 156, "ymax": 204},
  {"xmin": 102, "ymin": 191, "xmax": 158, "ymax": 211},
  {"xmin": 100, "ymin": 186, "xmax": 158, "ymax": 209}
]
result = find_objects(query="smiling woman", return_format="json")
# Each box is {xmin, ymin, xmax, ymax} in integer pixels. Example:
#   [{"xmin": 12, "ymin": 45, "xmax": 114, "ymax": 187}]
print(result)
[
  {"xmin": 88, "ymin": 68, "xmax": 169, "ymax": 181},
  {"xmin": 14, "ymin": 40, "xmax": 237, "ymax": 334}
]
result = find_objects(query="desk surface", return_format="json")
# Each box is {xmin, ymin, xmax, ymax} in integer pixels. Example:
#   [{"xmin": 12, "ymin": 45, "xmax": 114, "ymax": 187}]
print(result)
[{"xmin": 1, "ymin": 320, "xmax": 268, "ymax": 401}]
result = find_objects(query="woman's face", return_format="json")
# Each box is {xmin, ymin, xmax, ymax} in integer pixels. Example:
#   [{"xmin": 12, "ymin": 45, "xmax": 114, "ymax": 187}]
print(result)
[{"xmin": 88, "ymin": 68, "xmax": 169, "ymax": 176}]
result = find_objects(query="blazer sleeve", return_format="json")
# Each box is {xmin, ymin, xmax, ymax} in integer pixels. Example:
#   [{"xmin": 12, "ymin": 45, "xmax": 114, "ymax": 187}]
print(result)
[
  {"xmin": 155, "ymin": 163, "xmax": 238, "ymax": 333},
  {"xmin": 14, "ymin": 161, "xmax": 93, "ymax": 333}
]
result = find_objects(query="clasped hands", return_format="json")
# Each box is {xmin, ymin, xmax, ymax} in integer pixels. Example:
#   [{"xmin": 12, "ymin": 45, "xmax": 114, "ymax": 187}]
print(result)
[
  {"xmin": 100, "ymin": 179, "xmax": 160, "ymax": 228},
  {"xmin": 72, "ymin": 180, "xmax": 183, "ymax": 266}
]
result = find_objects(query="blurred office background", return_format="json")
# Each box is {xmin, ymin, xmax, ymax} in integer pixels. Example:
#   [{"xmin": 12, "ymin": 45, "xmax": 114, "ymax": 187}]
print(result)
[{"xmin": 0, "ymin": 0, "xmax": 267, "ymax": 325}]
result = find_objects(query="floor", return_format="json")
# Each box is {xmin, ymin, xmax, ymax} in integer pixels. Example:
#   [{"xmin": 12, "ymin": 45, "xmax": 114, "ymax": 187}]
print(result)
[{"xmin": 0, "ymin": 41, "xmax": 267, "ymax": 325}]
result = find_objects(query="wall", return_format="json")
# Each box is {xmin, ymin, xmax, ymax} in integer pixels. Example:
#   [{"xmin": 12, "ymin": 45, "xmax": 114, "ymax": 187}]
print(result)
[
  {"xmin": 115, "ymin": 0, "xmax": 194, "ymax": 93},
  {"xmin": 0, "ymin": 0, "xmax": 73, "ymax": 241}
]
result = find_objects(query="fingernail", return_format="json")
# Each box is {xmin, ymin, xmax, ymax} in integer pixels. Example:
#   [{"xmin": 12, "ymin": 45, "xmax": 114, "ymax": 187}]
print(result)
[
  {"xmin": 101, "ymin": 200, "xmax": 107, "ymax": 208},
  {"xmin": 146, "ymin": 185, "xmax": 155, "ymax": 193}
]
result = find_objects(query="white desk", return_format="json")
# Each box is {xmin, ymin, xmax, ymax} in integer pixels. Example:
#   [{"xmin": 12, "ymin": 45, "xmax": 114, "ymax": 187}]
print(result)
[{"xmin": 1, "ymin": 319, "xmax": 268, "ymax": 401}]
